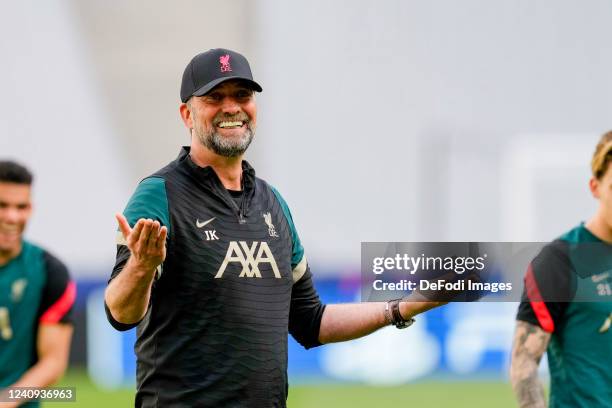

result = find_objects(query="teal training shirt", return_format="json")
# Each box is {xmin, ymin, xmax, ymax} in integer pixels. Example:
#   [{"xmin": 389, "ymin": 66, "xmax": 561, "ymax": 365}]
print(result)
[
  {"xmin": 0, "ymin": 241, "xmax": 74, "ymax": 408},
  {"xmin": 517, "ymin": 224, "xmax": 612, "ymax": 408}
]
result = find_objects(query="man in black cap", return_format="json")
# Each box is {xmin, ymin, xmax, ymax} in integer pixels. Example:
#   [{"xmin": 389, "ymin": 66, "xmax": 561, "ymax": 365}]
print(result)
[{"xmin": 104, "ymin": 48, "xmax": 442, "ymax": 407}]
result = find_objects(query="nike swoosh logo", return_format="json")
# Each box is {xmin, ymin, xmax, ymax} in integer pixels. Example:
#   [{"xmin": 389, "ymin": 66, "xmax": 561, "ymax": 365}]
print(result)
[
  {"xmin": 599, "ymin": 313, "xmax": 612, "ymax": 333},
  {"xmin": 591, "ymin": 272, "xmax": 610, "ymax": 283},
  {"xmin": 196, "ymin": 217, "xmax": 216, "ymax": 228}
]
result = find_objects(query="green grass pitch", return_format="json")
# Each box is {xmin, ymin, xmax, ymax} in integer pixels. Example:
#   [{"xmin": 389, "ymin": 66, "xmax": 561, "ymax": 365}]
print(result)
[{"xmin": 46, "ymin": 370, "xmax": 516, "ymax": 407}]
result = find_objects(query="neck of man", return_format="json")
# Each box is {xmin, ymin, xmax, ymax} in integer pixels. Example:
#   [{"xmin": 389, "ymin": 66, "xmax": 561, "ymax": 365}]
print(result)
[
  {"xmin": 585, "ymin": 210, "xmax": 612, "ymax": 243},
  {"xmin": 189, "ymin": 142, "xmax": 243, "ymax": 190},
  {"xmin": 0, "ymin": 242, "xmax": 22, "ymax": 267}
]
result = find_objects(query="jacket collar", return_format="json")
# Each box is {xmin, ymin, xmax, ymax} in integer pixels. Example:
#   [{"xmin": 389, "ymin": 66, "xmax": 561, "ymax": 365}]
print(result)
[{"xmin": 177, "ymin": 146, "xmax": 256, "ymax": 187}]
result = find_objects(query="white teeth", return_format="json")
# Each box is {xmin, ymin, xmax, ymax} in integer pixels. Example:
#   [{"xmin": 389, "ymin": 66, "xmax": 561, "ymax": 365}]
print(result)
[{"xmin": 218, "ymin": 121, "xmax": 244, "ymax": 128}]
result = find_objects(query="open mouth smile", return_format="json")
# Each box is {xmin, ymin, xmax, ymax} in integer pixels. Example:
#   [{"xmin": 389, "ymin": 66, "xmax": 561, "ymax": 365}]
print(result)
[{"xmin": 217, "ymin": 121, "xmax": 245, "ymax": 129}]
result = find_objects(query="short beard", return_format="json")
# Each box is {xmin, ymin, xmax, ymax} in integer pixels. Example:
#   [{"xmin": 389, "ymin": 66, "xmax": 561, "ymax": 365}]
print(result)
[
  {"xmin": 199, "ymin": 126, "xmax": 254, "ymax": 157},
  {"xmin": 193, "ymin": 118, "xmax": 255, "ymax": 158}
]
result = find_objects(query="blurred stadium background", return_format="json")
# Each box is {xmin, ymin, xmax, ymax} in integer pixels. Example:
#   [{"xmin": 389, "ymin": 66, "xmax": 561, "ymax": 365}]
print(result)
[{"xmin": 2, "ymin": 0, "xmax": 611, "ymax": 406}]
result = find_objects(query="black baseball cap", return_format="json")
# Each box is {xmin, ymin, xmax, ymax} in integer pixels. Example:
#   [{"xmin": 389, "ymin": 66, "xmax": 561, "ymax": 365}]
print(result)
[{"xmin": 180, "ymin": 48, "xmax": 263, "ymax": 103}]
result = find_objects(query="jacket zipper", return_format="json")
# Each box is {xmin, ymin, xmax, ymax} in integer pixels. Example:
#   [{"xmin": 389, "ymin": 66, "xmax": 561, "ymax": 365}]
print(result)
[{"xmin": 213, "ymin": 177, "xmax": 247, "ymax": 224}]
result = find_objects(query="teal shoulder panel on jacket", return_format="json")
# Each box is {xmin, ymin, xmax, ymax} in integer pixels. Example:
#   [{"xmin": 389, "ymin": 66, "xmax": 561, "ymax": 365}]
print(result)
[
  {"xmin": 559, "ymin": 223, "xmax": 601, "ymax": 243},
  {"xmin": 270, "ymin": 186, "xmax": 304, "ymax": 268},
  {"xmin": 123, "ymin": 177, "xmax": 171, "ymax": 236}
]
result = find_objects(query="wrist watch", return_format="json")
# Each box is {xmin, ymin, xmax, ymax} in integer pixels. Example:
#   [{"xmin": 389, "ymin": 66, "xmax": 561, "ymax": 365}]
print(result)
[{"xmin": 385, "ymin": 299, "xmax": 415, "ymax": 329}]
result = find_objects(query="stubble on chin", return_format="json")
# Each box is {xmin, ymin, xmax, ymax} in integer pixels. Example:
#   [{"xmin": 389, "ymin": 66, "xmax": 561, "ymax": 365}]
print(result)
[{"xmin": 196, "ymin": 125, "xmax": 255, "ymax": 158}]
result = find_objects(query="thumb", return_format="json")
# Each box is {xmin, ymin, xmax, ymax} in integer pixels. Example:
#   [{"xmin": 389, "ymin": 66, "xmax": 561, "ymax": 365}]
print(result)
[{"xmin": 115, "ymin": 213, "xmax": 132, "ymax": 238}]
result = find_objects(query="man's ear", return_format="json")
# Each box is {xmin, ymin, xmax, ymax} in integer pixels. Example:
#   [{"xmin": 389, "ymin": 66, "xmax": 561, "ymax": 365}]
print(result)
[
  {"xmin": 179, "ymin": 102, "xmax": 193, "ymax": 130},
  {"xmin": 589, "ymin": 177, "xmax": 600, "ymax": 200}
]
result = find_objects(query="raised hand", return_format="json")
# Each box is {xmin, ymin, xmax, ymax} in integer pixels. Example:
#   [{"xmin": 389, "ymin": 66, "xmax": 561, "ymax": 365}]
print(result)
[{"xmin": 116, "ymin": 213, "xmax": 167, "ymax": 273}]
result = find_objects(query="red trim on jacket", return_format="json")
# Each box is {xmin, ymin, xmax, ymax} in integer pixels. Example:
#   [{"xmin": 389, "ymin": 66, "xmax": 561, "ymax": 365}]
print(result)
[
  {"xmin": 525, "ymin": 264, "xmax": 555, "ymax": 333},
  {"xmin": 40, "ymin": 281, "xmax": 76, "ymax": 324}
]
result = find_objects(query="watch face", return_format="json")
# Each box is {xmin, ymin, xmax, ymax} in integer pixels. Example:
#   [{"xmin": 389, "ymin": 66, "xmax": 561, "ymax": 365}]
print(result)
[{"xmin": 396, "ymin": 318, "xmax": 415, "ymax": 329}]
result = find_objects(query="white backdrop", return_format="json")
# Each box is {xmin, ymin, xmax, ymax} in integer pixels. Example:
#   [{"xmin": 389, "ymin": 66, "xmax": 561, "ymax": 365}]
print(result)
[{"xmin": 1, "ymin": 0, "xmax": 609, "ymax": 275}]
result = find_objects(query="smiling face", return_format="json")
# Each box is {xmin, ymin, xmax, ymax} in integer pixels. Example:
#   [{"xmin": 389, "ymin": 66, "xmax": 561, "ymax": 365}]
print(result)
[
  {"xmin": 0, "ymin": 182, "xmax": 32, "ymax": 260},
  {"xmin": 183, "ymin": 80, "xmax": 258, "ymax": 158}
]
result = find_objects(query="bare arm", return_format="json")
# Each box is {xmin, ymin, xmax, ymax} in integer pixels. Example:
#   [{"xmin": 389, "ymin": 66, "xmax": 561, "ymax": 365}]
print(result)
[
  {"xmin": 510, "ymin": 320, "xmax": 551, "ymax": 408},
  {"xmin": 104, "ymin": 214, "xmax": 167, "ymax": 325},
  {"xmin": 318, "ymin": 300, "xmax": 443, "ymax": 344},
  {"xmin": 0, "ymin": 324, "xmax": 73, "ymax": 408}
]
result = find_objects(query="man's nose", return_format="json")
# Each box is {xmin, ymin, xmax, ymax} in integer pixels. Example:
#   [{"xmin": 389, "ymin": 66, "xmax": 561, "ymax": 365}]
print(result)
[
  {"xmin": 220, "ymin": 97, "xmax": 240, "ymax": 114},
  {"xmin": 2, "ymin": 208, "xmax": 20, "ymax": 223}
]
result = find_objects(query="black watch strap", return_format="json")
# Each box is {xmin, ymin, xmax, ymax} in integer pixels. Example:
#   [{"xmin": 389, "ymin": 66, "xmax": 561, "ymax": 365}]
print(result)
[{"xmin": 386, "ymin": 299, "xmax": 415, "ymax": 329}]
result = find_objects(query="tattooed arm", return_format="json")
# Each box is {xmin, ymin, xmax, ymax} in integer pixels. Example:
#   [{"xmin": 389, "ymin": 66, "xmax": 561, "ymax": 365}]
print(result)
[{"xmin": 510, "ymin": 320, "xmax": 551, "ymax": 408}]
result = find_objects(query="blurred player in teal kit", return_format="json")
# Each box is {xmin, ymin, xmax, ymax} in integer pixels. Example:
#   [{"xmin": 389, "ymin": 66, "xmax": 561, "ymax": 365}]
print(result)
[
  {"xmin": 511, "ymin": 132, "xmax": 612, "ymax": 408},
  {"xmin": 0, "ymin": 161, "xmax": 75, "ymax": 408}
]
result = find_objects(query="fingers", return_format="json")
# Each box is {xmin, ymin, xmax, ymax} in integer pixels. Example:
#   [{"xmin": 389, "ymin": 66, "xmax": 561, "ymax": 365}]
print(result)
[
  {"xmin": 156, "ymin": 226, "xmax": 168, "ymax": 248},
  {"xmin": 129, "ymin": 219, "xmax": 146, "ymax": 246},
  {"xmin": 133, "ymin": 219, "xmax": 166, "ymax": 252},
  {"xmin": 146, "ymin": 221, "xmax": 162, "ymax": 252},
  {"xmin": 119, "ymin": 216, "xmax": 166, "ymax": 262},
  {"xmin": 139, "ymin": 220, "xmax": 153, "ymax": 249},
  {"xmin": 117, "ymin": 214, "xmax": 158, "ymax": 250}
]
